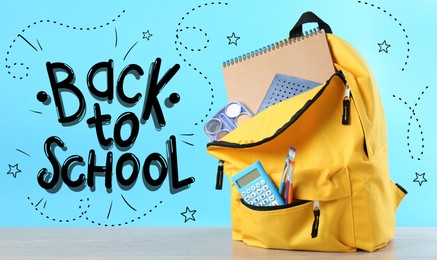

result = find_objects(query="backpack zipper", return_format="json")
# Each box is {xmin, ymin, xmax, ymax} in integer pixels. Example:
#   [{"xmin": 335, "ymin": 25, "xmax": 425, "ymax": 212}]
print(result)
[
  {"xmin": 215, "ymin": 160, "xmax": 224, "ymax": 190},
  {"xmin": 242, "ymin": 198, "xmax": 321, "ymax": 238},
  {"xmin": 311, "ymin": 200, "xmax": 320, "ymax": 238},
  {"xmin": 206, "ymin": 71, "xmax": 348, "ymax": 150},
  {"xmin": 342, "ymin": 83, "xmax": 351, "ymax": 125}
]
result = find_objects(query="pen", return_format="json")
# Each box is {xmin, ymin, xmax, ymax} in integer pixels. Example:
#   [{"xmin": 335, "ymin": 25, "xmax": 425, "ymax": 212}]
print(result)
[
  {"xmin": 285, "ymin": 147, "xmax": 296, "ymax": 204},
  {"xmin": 279, "ymin": 157, "xmax": 289, "ymax": 198}
]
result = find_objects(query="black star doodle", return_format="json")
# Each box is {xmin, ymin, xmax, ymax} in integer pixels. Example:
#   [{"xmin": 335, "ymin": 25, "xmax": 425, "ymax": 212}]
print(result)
[
  {"xmin": 143, "ymin": 30, "xmax": 153, "ymax": 40},
  {"xmin": 6, "ymin": 164, "xmax": 21, "ymax": 178},
  {"xmin": 181, "ymin": 207, "xmax": 196, "ymax": 223},
  {"xmin": 378, "ymin": 40, "xmax": 391, "ymax": 53},
  {"xmin": 413, "ymin": 172, "xmax": 427, "ymax": 186},
  {"xmin": 357, "ymin": 1, "xmax": 410, "ymax": 71},
  {"xmin": 227, "ymin": 32, "xmax": 240, "ymax": 46}
]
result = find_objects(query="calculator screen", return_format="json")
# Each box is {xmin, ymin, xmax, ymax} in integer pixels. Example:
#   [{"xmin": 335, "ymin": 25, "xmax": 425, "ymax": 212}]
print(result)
[{"xmin": 236, "ymin": 169, "xmax": 261, "ymax": 188}]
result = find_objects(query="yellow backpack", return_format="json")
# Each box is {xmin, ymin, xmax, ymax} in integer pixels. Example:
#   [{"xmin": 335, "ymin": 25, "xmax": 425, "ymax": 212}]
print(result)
[{"xmin": 206, "ymin": 12, "xmax": 407, "ymax": 252}]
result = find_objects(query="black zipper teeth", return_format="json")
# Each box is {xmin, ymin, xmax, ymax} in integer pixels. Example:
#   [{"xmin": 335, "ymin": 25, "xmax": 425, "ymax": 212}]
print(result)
[
  {"xmin": 207, "ymin": 71, "xmax": 346, "ymax": 149},
  {"xmin": 241, "ymin": 199, "xmax": 310, "ymax": 211}
]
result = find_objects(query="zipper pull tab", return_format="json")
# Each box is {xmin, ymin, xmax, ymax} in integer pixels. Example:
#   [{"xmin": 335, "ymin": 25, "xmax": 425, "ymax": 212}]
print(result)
[
  {"xmin": 342, "ymin": 83, "xmax": 351, "ymax": 125},
  {"xmin": 311, "ymin": 200, "xmax": 320, "ymax": 238},
  {"xmin": 215, "ymin": 160, "xmax": 224, "ymax": 190}
]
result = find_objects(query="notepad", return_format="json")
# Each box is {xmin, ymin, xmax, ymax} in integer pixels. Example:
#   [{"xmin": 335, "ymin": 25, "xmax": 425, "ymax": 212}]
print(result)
[
  {"xmin": 257, "ymin": 74, "xmax": 320, "ymax": 113},
  {"xmin": 222, "ymin": 29, "xmax": 335, "ymax": 114}
]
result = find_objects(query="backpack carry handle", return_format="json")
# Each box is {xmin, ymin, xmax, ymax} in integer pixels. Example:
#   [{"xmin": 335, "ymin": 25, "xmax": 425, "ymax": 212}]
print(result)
[{"xmin": 289, "ymin": 11, "xmax": 332, "ymax": 38}]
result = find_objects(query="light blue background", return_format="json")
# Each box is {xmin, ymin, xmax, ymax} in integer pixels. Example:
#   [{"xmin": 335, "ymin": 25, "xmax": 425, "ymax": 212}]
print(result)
[{"xmin": 0, "ymin": 0, "xmax": 435, "ymax": 226}]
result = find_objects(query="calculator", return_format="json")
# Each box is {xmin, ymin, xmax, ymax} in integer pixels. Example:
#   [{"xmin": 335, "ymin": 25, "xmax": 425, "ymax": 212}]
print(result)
[{"xmin": 231, "ymin": 161, "xmax": 285, "ymax": 207}]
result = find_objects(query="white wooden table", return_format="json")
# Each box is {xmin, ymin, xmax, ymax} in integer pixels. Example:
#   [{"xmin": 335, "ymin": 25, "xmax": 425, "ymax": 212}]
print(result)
[{"xmin": 0, "ymin": 227, "xmax": 435, "ymax": 259}]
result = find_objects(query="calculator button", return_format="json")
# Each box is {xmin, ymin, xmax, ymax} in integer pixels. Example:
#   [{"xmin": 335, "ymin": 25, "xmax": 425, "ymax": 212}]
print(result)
[
  {"xmin": 256, "ymin": 189, "xmax": 262, "ymax": 194},
  {"xmin": 244, "ymin": 196, "xmax": 251, "ymax": 201},
  {"xmin": 254, "ymin": 198, "xmax": 260, "ymax": 203},
  {"xmin": 271, "ymin": 201, "xmax": 279, "ymax": 206},
  {"xmin": 256, "ymin": 183, "xmax": 261, "ymax": 188},
  {"xmin": 260, "ymin": 194, "xmax": 266, "ymax": 199},
  {"xmin": 251, "ymin": 186, "xmax": 256, "ymax": 191},
  {"xmin": 257, "ymin": 203, "xmax": 263, "ymax": 207},
  {"xmin": 263, "ymin": 199, "xmax": 269, "ymax": 204},
  {"xmin": 260, "ymin": 180, "xmax": 266, "ymax": 185},
  {"xmin": 248, "ymin": 201, "xmax": 254, "ymax": 205},
  {"xmin": 251, "ymin": 193, "xmax": 257, "ymax": 198},
  {"xmin": 263, "ymin": 185, "xmax": 269, "ymax": 191},
  {"xmin": 269, "ymin": 195, "xmax": 275, "ymax": 201},
  {"xmin": 246, "ymin": 189, "xmax": 251, "ymax": 194},
  {"xmin": 242, "ymin": 191, "xmax": 246, "ymax": 197},
  {"xmin": 265, "ymin": 190, "xmax": 272, "ymax": 196}
]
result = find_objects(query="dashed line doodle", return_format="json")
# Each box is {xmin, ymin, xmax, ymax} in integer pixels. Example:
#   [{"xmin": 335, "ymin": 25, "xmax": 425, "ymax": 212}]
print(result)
[
  {"xmin": 392, "ymin": 86, "xmax": 428, "ymax": 161},
  {"xmin": 84, "ymin": 200, "xmax": 163, "ymax": 227},
  {"xmin": 357, "ymin": 1, "xmax": 410, "ymax": 71},
  {"xmin": 177, "ymin": 27, "xmax": 209, "ymax": 52},
  {"xmin": 174, "ymin": 2, "xmax": 229, "ymax": 126},
  {"xmin": 28, "ymin": 197, "xmax": 90, "ymax": 223},
  {"xmin": 30, "ymin": 195, "xmax": 163, "ymax": 226},
  {"xmin": 4, "ymin": 10, "xmax": 126, "ymax": 80}
]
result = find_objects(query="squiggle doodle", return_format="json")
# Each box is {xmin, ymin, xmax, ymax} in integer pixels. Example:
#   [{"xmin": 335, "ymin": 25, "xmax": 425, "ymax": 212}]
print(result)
[
  {"xmin": 177, "ymin": 27, "xmax": 209, "ymax": 52},
  {"xmin": 5, "ymin": 62, "xmax": 29, "ymax": 80},
  {"xmin": 392, "ymin": 86, "xmax": 428, "ymax": 161},
  {"xmin": 174, "ymin": 2, "xmax": 229, "ymax": 126},
  {"xmin": 28, "ymin": 197, "xmax": 90, "ymax": 223},
  {"xmin": 357, "ymin": 1, "xmax": 410, "ymax": 71},
  {"xmin": 4, "ymin": 10, "xmax": 126, "ymax": 80}
]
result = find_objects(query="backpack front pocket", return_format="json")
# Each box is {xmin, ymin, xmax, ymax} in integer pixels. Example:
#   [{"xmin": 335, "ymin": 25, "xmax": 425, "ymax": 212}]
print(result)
[{"xmin": 237, "ymin": 166, "xmax": 356, "ymax": 252}]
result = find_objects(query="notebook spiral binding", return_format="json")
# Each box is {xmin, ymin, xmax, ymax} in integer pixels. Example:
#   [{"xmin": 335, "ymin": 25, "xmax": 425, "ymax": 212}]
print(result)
[{"xmin": 222, "ymin": 28, "xmax": 323, "ymax": 68}]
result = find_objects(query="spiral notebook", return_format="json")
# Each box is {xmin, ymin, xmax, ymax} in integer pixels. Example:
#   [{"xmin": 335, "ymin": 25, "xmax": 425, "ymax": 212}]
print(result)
[{"xmin": 222, "ymin": 29, "xmax": 335, "ymax": 114}]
